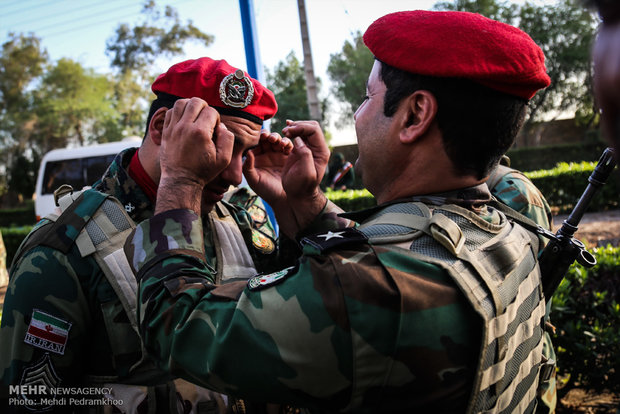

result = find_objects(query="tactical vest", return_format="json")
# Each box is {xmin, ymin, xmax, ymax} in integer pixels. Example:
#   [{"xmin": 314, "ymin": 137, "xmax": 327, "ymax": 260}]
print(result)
[
  {"xmin": 209, "ymin": 201, "xmax": 258, "ymax": 283},
  {"xmin": 13, "ymin": 186, "xmax": 229, "ymax": 414},
  {"xmin": 356, "ymin": 201, "xmax": 545, "ymax": 413}
]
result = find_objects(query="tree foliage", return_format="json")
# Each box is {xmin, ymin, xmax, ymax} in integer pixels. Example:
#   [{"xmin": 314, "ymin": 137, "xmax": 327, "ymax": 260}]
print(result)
[
  {"xmin": 34, "ymin": 58, "xmax": 120, "ymax": 151},
  {"xmin": 106, "ymin": 1, "xmax": 213, "ymax": 74},
  {"xmin": 105, "ymin": 0, "xmax": 214, "ymax": 135},
  {"xmin": 266, "ymin": 51, "xmax": 328, "ymax": 135},
  {"xmin": 0, "ymin": 33, "xmax": 48, "ymax": 150},
  {"xmin": 7, "ymin": 151, "xmax": 39, "ymax": 200},
  {"xmin": 326, "ymin": 31, "xmax": 374, "ymax": 124},
  {"xmin": 0, "ymin": 1, "xmax": 214, "ymax": 203}
]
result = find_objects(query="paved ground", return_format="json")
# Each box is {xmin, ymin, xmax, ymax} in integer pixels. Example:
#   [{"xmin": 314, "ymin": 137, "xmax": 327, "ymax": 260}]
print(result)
[{"xmin": 553, "ymin": 209, "xmax": 620, "ymax": 248}]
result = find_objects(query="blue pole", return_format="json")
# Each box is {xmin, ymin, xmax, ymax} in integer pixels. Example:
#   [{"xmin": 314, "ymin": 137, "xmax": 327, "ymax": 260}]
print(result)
[{"xmin": 238, "ymin": 0, "xmax": 278, "ymax": 235}]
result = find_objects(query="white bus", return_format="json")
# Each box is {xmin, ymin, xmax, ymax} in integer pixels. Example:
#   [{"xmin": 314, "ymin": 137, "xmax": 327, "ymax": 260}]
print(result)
[{"xmin": 34, "ymin": 138, "xmax": 141, "ymax": 221}]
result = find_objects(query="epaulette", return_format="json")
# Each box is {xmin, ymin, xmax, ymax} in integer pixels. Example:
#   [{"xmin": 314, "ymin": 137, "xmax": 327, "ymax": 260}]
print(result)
[{"xmin": 300, "ymin": 227, "xmax": 368, "ymax": 253}]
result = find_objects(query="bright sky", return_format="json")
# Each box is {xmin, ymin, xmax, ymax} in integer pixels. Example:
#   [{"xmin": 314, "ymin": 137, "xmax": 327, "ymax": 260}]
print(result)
[{"xmin": 1, "ymin": 0, "xmax": 556, "ymax": 145}]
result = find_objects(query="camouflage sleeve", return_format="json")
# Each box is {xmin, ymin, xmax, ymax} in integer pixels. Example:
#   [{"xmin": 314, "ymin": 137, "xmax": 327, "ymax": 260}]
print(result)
[
  {"xmin": 130, "ymin": 209, "xmax": 354, "ymax": 409},
  {"xmin": 0, "ymin": 245, "xmax": 94, "ymax": 410},
  {"xmin": 490, "ymin": 171, "xmax": 553, "ymax": 231}
]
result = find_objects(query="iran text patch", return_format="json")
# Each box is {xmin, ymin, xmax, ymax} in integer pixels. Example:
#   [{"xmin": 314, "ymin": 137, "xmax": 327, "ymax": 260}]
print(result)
[{"xmin": 24, "ymin": 310, "xmax": 72, "ymax": 355}]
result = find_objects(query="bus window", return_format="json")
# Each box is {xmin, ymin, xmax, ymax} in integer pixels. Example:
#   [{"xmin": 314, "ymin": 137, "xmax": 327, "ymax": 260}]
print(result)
[
  {"xmin": 85, "ymin": 154, "xmax": 116, "ymax": 184},
  {"xmin": 42, "ymin": 158, "xmax": 84, "ymax": 195}
]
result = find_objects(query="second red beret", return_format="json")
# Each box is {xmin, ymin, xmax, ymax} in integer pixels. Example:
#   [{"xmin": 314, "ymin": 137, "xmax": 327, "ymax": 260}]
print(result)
[
  {"xmin": 363, "ymin": 10, "xmax": 551, "ymax": 100},
  {"xmin": 152, "ymin": 57, "xmax": 277, "ymax": 125}
]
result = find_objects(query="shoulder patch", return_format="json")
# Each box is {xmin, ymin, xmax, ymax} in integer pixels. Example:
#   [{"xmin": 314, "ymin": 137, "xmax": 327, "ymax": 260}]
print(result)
[
  {"xmin": 24, "ymin": 309, "xmax": 72, "ymax": 355},
  {"xmin": 301, "ymin": 227, "xmax": 368, "ymax": 253},
  {"xmin": 247, "ymin": 265, "xmax": 297, "ymax": 291},
  {"xmin": 251, "ymin": 229, "xmax": 275, "ymax": 254}
]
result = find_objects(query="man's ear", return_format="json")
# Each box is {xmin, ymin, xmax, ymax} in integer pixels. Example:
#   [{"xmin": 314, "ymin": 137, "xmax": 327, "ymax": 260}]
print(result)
[
  {"xmin": 148, "ymin": 107, "xmax": 168, "ymax": 146},
  {"xmin": 399, "ymin": 90, "xmax": 438, "ymax": 144}
]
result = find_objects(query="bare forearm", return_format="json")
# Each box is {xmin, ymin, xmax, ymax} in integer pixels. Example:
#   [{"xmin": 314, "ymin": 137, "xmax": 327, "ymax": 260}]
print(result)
[{"xmin": 155, "ymin": 178, "xmax": 204, "ymax": 215}]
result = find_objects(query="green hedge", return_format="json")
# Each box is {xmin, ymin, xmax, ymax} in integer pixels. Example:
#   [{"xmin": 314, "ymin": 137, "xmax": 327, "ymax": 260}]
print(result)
[
  {"xmin": 326, "ymin": 188, "xmax": 376, "ymax": 211},
  {"xmin": 1, "ymin": 226, "xmax": 33, "ymax": 269},
  {"xmin": 507, "ymin": 141, "xmax": 608, "ymax": 171},
  {"xmin": 551, "ymin": 244, "xmax": 620, "ymax": 391},
  {"xmin": 325, "ymin": 161, "xmax": 618, "ymax": 215},
  {"xmin": 0, "ymin": 201, "xmax": 36, "ymax": 227},
  {"xmin": 526, "ymin": 161, "xmax": 619, "ymax": 214}
]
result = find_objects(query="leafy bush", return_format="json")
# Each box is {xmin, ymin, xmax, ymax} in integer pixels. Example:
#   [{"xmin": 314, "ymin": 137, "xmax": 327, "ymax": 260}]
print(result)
[
  {"xmin": 507, "ymin": 141, "xmax": 608, "ymax": 171},
  {"xmin": 324, "ymin": 160, "xmax": 618, "ymax": 215},
  {"xmin": 551, "ymin": 245, "xmax": 620, "ymax": 391},
  {"xmin": 0, "ymin": 201, "xmax": 36, "ymax": 227},
  {"xmin": 526, "ymin": 161, "xmax": 619, "ymax": 214},
  {"xmin": 326, "ymin": 188, "xmax": 375, "ymax": 211},
  {"xmin": 1, "ymin": 226, "xmax": 33, "ymax": 268}
]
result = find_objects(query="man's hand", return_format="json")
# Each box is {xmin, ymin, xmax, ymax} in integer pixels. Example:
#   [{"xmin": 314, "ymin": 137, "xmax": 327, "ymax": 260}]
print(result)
[
  {"xmin": 245, "ymin": 120, "xmax": 330, "ymax": 238},
  {"xmin": 280, "ymin": 120, "xmax": 330, "ymax": 197},
  {"xmin": 156, "ymin": 98, "xmax": 234, "ymax": 214},
  {"xmin": 243, "ymin": 130, "xmax": 293, "ymax": 207}
]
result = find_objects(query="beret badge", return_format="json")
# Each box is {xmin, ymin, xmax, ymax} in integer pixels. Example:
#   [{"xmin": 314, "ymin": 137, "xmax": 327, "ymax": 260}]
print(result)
[{"xmin": 219, "ymin": 69, "xmax": 255, "ymax": 109}]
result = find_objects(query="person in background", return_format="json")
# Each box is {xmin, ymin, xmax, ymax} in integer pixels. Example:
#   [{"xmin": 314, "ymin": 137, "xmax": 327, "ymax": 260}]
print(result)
[
  {"xmin": 0, "ymin": 57, "xmax": 294, "ymax": 413},
  {"xmin": 129, "ymin": 11, "xmax": 554, "ymax": 413},
  {"xmin": 326, "ymin": 152, "xmax": 355, "ymax": 190}
]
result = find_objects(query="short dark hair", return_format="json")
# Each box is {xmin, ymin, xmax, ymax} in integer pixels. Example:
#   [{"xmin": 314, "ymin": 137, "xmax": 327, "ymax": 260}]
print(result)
[
  {"xmin": 379, "ymin": 60, "xmax": 528, "ymax": 179},
  {"xmin": 143, "ymin": 92, "xmax": 181, "ymax": 139}
]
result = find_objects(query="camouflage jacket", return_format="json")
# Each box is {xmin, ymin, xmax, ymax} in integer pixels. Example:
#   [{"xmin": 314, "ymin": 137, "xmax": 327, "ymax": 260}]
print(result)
[
  {"xmin": 129, "ymin": 184, "xmax": 545, "ymax": 413},
  {"xmin": 487, "ymin": 164, "xmax": 552, "ymax": 232},
  {"xmin": 0, "ymin": 148, "xmax": 277, "ymax": 413}
]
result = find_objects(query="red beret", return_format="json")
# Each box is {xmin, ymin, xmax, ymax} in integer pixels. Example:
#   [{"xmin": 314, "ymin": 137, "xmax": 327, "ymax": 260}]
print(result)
[
  {"xmin": 152, "ymin": 57, "xmax": 277, "ymax": 124},
  {"xmin": 363, "ymin": 10, "xmax": 551, "ymax": 100}
]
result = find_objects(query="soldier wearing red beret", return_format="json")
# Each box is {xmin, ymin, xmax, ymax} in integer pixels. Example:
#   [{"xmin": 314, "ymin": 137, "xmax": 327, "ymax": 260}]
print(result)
[
  {"xmin": 130, "ymin": 11, "xmax": 553, "ymax": 413},
  {"xmin": 0, "ymin": 57, "xmax": 297, "ymax": 413}
]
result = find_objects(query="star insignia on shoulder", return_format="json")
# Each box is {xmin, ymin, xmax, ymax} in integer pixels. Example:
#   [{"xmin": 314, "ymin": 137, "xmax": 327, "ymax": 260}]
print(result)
[{"xmin": 317, "ymin": 231, "xmax": 345, "ymax": 241}]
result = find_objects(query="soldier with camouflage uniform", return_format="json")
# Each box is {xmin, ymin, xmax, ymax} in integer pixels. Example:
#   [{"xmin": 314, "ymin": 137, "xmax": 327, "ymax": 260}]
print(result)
[
  {"xmin": 129, "ymin": 11, "xmax": 555, "ymax": 413},
  {"xmin": 0, "ymin": 58, "xmax": 293, "ymax": 413}
]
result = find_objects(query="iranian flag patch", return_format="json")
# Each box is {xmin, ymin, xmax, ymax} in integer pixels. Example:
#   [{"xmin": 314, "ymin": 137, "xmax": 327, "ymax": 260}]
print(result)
[{"xmin": 24, "ymin": 310, "xmax": 72, "ymax": 355}]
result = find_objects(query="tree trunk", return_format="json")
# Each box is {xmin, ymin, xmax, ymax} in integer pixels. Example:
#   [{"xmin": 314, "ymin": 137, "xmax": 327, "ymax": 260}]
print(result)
[{"xmin": 297, "ymin": 0, "xmax": 322, "ymax": 123}]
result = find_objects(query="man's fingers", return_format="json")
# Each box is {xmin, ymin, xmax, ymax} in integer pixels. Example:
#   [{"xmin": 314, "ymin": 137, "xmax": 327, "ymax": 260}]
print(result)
[
  {"xmin": 290, "ymin": 137, "xmax": 314, "ymax": 165},
  {"xmin": 214, "ymin": 122, "xmax": 234, "ymax": 168},
  {"xmin": 282, "ymin": 121, "xmax": 326, "ymax": 149},
  {"xmin": 280, "ymin": 137, "xmax": 294, "ymax": 155}
]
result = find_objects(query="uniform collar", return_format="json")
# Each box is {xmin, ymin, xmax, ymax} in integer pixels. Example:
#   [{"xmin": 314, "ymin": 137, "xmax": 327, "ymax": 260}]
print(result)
[
  {"xmin": 91, "ymin": 147, "xmax": 155, "ymax": 223},
  {"xmin": 341, "ymin": 183, "xmax": 492, "ymax": 223}
]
